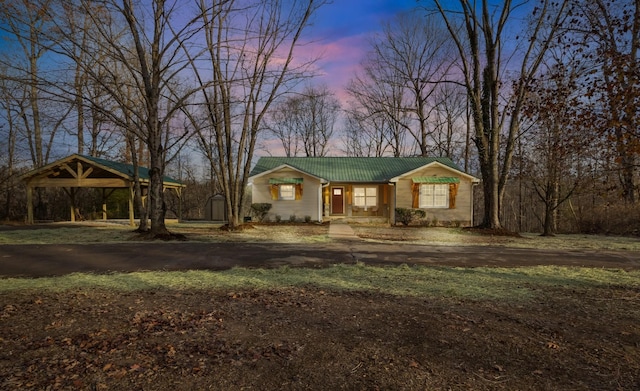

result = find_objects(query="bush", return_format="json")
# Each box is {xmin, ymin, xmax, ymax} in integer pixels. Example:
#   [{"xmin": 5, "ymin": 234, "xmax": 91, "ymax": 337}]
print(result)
[
  {"xmin": 395, "ymin": 208, "xmax": 426, "ymax": 226},
  {"xmin": 304, "ymin": 215, "xmax": 312, "ymax": 223},
  {"xmin": 250, "ymin": 203, "xmax": 272, "ymax": 222},
  {"xmin": 275, "ymin": 215, "xmax": 282, "ymax": 223},
  {"xmin": 289, "ymin": 214, "xmax": 297, "ymax": 223}
]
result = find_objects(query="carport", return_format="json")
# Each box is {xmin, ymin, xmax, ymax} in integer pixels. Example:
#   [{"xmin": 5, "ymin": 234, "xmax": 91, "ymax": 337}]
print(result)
[{"xmin": 21, "ymin": 154, "xmax": 184, "ymax": 225}]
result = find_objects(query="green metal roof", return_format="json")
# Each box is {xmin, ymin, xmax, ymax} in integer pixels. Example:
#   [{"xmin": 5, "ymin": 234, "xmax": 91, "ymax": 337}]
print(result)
[
  {"xmin": 412, "ymin": 177, "xmax": 460, "ymax": 184},
  {"xmin": 249, "ymin": 157, "xmax": 466, "ymax": 183},
  {"xmin": 80, "ymin": 154, "xmax": 183, "ymax": 186}
]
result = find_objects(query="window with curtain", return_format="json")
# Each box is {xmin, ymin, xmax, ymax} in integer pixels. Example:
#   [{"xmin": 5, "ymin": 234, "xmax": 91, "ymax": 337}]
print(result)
[
  {"xmin": 419, "ymin": 184, "xmax": 448, "ymax": 208},
  {"xmin": 279, "ymin": 184, "xmax": 295, "ymax": 200},
  {"xmin": 353, "ymin": 186, "xmax": 377, "ymax": 207}
]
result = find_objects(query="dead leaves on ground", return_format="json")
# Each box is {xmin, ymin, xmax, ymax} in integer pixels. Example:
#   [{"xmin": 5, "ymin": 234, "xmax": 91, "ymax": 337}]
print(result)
[
  {"xmin": 1, "ymin": 287, "xmax": 639, "ymax": 390},
  {"xmin": 1, "ymin": 301, "xmax": 301, "ymax": 390}
]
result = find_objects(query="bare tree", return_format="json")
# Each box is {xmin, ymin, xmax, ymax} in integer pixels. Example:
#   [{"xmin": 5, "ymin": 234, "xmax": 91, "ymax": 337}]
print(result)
[
  {"xmin": 267, "ymin": 98, "xmax": 303, "ymax": 157},
  {"xmin": 432, "ymin": 0, "xmax": 569, "ymax": 229},
  {"xmin": 267, "ymin": 85, "xmax": 339, "ymax": 157},
  {"xmin": 0, "ymin": 67, "xmax": 21, "ymax": 220},
  {"xmin": 346, "ymin": 12, "xmax": 453, "ymax": 157},
  {"xmin": 0, "ymin": 0, "xmax": 70, "ymax": 168},
  {"xmin": 45, "ymin": 0, "xmax": 199, "ymax": 235},
  {"xmin": 521, "ymin": 60, "xmax": 586, "ymax": 236},
  {"xmin": 431, "ymin": 83, "xmax": 467, "ymax": 159},
  {"xmin": 343, "ymin": 107, "xmax": 394, "ymax": 157},
  {"xmin": 346, "ymin": 71, "xmax": 412, "ymax": 157},
  {"xmin": 565, "ymin": 0, "xmax": 640, "ymax": 203},
  {"xmin": 187, "ymin": 0, "xmax": 325, "ymax": 228}
]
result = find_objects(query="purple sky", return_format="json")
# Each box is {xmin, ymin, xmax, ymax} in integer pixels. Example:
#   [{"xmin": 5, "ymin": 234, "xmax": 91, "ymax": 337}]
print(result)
[{"xmin": 303, "ymin": 0, "xmax": 422, "ymax": 96}]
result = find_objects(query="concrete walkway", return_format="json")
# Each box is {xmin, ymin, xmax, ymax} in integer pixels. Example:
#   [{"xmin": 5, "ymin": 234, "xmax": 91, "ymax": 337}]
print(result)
[{"xmin": 328, "ymin": 220, "xmax": 359, "ymax": 240}]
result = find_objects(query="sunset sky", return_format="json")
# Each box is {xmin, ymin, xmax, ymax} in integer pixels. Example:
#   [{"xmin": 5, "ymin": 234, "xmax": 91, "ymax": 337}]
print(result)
[{"xmin": 303, "ymin": 0, "xmax": 422, "ymax": 95}]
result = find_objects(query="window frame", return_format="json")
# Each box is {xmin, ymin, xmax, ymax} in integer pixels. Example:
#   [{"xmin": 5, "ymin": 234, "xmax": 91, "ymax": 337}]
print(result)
[
  {"xmin": 279, "ymin": 184, "xmax": 295, "ymax": 200},
  {"xmin": 419, "ymin": 184, "xmax": 449, "ymax": 208},
  {"xmin": 353, "ymin": 186, "xmax": 377, "ymax": 208}
]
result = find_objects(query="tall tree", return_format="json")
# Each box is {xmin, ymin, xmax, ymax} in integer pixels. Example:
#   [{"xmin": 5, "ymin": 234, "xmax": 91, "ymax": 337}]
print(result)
[
  {"xmin": 0, "ymin": 0, "xmax": 66, "ymax": 168},
  {"xmin": 0, "ymin": 67, "xmax": 20, "ymax": 220},
  {"xmin": 521, "ymin": 60, "xmax": 586, "ymax": 236},
  {"xmin": 49, "ymin": 0, "xmax": 198, "ymax": 236},
  {"xmin": 431, "ymin": 83, "xmax": 468, "ymax": 160},
  {"xmin": 432, "ymin": 0, "xmax": 569, "ymax": 229},
  {"xmin": 346, "ymin": 71, "xmax": 412, "ymax": 157},
  {"xmin": 267, "ymin": 85, "xmax": 339, "ymax": 157},
  {"xmin": 567, "ymin": 0, "xmax": 640, "ymax": 203},
  {"xmin": 343, "ymin": 107, "xmax": 401, "ymax": 157},
  {"xmin": 188, "ymin": 0, "xmax": 325, "ymax": 228},
  {"xmin": 347, "ymin": 12, "xmax": 453, "ymax": 156}
]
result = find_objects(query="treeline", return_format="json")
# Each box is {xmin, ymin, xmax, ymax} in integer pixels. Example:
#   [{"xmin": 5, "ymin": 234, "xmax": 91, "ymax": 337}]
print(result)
[{"xmin": 0, "ymin": 0, "xmax": 638, "ymax": 235}]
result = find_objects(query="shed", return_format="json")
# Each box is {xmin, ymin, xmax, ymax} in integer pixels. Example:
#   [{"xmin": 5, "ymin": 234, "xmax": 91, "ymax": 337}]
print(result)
[
  {"xmin": 21, "ymin": 154, "xmax": 185, "ymax": 225},
  {"xmin": 205, "ymin": 194, "xmax": 227, "ymax": 221}
]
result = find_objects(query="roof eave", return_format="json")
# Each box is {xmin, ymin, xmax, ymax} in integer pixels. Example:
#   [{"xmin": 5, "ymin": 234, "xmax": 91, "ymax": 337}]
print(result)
[
  {"xmin": 248, "ymin": 163, "xmax": 327, "ymax": 183},
  {"xmin": 389, "ymin": 160, "xmax": 479, "ymax": 182}
]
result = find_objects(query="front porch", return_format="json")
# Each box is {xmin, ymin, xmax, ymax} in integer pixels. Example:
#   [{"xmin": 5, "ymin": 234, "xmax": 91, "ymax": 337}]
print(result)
[{"xmin": 322, "ymin": 183, "xmax": 395, "ymax": 223}]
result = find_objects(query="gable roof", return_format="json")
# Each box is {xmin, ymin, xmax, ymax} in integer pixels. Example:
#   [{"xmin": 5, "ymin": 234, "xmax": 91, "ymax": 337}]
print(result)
[
  {"xmin": 249, "ymin": 157, "xmax": 474, "ymax": 183},
  {"xmin": 21, "ymin": 154, "xmax": 183, "ymax": 187},
  {"xmin": 79, "ymin": 154, "xmax": 183, "ymax": 186}
]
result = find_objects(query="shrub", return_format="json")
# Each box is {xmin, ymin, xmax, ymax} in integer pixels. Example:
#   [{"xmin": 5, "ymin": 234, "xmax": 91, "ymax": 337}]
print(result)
[
  {"xmin": 289, "ymin": 214, "xmax": 297, "ymax": 223},
  {"xmin": 250, "ymin": 203, "xmax": 272, "ymax": 222},
  {"xmin": 395, "ymin": 208, "xmax": 426, "ymax": 226},
  {"xmin": 275, "ymin": 215, "xmax": 282, "ymax": 223},
  {"xmin": 304, "ymin": 215, "xmax": 312, "ymax": 223}
]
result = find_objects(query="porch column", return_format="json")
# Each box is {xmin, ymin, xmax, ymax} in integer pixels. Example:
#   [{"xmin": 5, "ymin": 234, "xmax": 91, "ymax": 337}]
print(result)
[{"xmin": 317, "ymin": 184, "xmax": 322, "ymax": 222}]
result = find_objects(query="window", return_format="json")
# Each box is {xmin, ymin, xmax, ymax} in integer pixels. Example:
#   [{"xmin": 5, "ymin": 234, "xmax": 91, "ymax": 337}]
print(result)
[
  {"xmin": 353, "ymin": 186, "xmax": 377, "ymax": 207},
  {"xmin": 279, "ymin": 184, "xmax": 295, "ymax": 200},
  {"xmin": 419, "ymin": 184, "xmax": 449, "ymax": 208}
]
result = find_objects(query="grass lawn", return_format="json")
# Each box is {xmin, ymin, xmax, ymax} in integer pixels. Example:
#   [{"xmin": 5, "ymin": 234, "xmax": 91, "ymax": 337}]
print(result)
[{"xmin": 1, "ymin": 221, "xmax": 639, "ymax": 251}]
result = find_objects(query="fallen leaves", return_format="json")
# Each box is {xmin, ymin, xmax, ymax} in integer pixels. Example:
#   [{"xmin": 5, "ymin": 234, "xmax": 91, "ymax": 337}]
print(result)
[
  {"xmin": 546, "ymin": 341, "xmax": 560, "ymax": 349},
  {"xmin": 1, "ymin": 286, "xmax": 639, "ymax": 390}
]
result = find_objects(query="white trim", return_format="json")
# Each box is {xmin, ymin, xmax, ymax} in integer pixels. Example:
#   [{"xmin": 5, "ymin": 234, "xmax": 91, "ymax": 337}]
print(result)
[
  {"xmin": 318, "ymin": 184, "xmax": 322, "ymax": 222},
  {"xmin": 389, "ymin": 161, "xmax": 479, "ymax": 183},
  {"xmin": 419, "ymin": 183, "xmax": 449, "ymax": 208},
  {"xmin": 279, "ymin": 184, "xmax": 295, "ymax": 200}
]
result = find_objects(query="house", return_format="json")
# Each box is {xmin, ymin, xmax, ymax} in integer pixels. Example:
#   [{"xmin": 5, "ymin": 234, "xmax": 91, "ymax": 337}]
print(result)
[{"xmin": 248, "ymin": 157, "xmax": 479, "ymax": 225}]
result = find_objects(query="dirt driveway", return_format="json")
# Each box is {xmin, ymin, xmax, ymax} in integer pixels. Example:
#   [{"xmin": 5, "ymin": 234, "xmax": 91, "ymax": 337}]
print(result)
[{"xmin": 1, "ymin": 240, "xmax": 639, "ymax": 278}]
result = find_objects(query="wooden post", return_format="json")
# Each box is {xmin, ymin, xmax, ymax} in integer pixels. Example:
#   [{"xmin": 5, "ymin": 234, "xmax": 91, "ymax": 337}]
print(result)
[
  {"xmin": 70, "ymin": 188, "xmax": 76, "ymax": 222},
  {"xmin": 177, "ymin": 188, "xmax": 182, "ymax": 222},
  {"xmin": 26, "ymin": 185, "xmax": 34, "ymax": 224},
  {"xmin": 102, "ymin": 189, "xmax": 107, "ymax": 220}
]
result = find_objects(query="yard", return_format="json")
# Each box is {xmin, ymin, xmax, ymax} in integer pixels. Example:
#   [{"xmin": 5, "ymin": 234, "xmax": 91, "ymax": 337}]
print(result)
[{"xmin": 1, "ymin": 222, "xmax": 639, "ymax": 390}]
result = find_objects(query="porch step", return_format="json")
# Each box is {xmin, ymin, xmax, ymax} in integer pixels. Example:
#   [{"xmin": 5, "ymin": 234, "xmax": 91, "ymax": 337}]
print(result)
[{"xmin": 328, "ymin": 220, "xmax": 359, "ymax": 240}]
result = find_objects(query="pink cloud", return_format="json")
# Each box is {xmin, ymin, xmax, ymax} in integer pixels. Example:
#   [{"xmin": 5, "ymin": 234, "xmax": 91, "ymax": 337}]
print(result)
[{"xmin": 294, "ymin": 33, "xmax": 371, "ymax": 103}]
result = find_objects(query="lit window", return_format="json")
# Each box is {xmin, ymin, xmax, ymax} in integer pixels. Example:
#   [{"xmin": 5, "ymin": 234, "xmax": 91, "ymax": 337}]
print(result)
[
  {"xmin": 353, "ymin": 187, "xmax": 377, "ymax": 207},
  {"xmin": 280, "ymin": 184, "xmax": 295, "ymax": 200},
  {"xmin": 420, "ymin": 184, "xmax": 448, "ymax": 208}
]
